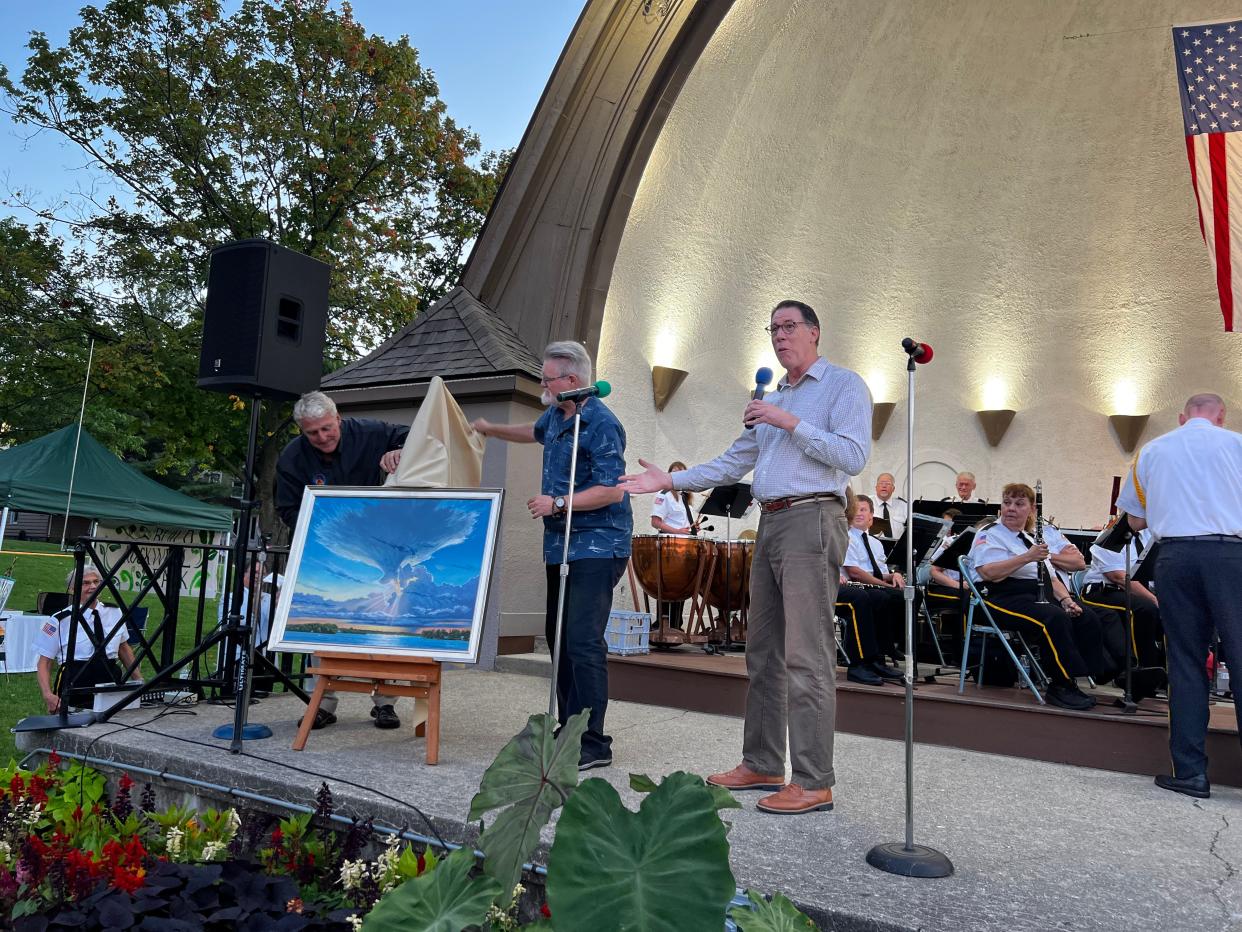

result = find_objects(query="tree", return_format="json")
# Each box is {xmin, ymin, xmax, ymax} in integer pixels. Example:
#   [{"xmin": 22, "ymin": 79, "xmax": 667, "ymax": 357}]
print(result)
[{"xmin": 1, "ymin": 0, "xmax": 507, "ymax": 526}]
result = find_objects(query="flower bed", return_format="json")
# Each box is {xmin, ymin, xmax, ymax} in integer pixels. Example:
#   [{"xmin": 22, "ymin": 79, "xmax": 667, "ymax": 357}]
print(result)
[{"xmin": 3, "ymin": 712, "xmax": 817, "ymax": 930}]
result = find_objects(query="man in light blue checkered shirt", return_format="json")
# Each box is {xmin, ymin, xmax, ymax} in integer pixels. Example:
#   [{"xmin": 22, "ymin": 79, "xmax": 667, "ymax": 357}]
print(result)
[{"xmin": 622, "ymin": 299, "xmax": 871, "ymax": 815}]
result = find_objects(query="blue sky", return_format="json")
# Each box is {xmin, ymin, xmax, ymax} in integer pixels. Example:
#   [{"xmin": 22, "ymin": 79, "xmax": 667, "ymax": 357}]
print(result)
[
  {"xmin": 0, "ymin": 1, "xmax": 584, "ymax": 223},
  {"xmin": 297, "ymin": 495, "xmax": 494, "ymax": 599}
]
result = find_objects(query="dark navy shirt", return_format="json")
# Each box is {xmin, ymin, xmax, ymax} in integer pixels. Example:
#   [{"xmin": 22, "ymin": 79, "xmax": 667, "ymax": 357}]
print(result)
[{"xmin": 533, "ymin": 397, "xmax": 633, "ymax": 563}]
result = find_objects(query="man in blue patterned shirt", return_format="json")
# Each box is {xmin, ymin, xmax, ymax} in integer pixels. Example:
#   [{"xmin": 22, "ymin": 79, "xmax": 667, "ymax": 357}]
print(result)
[
  {"xmin": 473, "ymin": 341, "xmax": 632, "ymax": 771},
  {"xmin": 623, "ymin": 300, "xmax": 871, "ymax": 815}
]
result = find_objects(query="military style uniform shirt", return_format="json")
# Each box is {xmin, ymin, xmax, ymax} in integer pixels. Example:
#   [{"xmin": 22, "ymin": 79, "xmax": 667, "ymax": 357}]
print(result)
[
  {"xmin": 672, "ymin": 356, "xmax": 871, "ymax": 502},
  {"xmin": 534, "ymin": 396, "xmax": 633, "ymax": 563},
  {"xmin": 968, "ymin": 522, "xmax": 1050, "ymax": 581},
  {"xmin": 874, "ymin": 496, "xmax": 907, "ymax": 538},
  {"xmin": 32, "ymin": 604, "xmax": 126, "ymax": 664},
  {"xmin": 650, "ymin": 492, "xmax": 693, "ymax": 533},
  {"xmin": 1117, "ymin": 417, "xmax": 1242, "ymax": 540},
  {"xmin": 1084, "ymin": 529, "xmax": 1152, "ymax": 586},
  {"xmin": 844, "ymin": 527, "xmax": 890, "ymax": 575}
]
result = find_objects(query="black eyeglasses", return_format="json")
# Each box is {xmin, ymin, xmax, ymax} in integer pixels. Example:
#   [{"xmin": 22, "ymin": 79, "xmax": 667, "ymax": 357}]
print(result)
[{"xmin": 764, "ymin": 321, "xmax": 805, "ymax": 337}]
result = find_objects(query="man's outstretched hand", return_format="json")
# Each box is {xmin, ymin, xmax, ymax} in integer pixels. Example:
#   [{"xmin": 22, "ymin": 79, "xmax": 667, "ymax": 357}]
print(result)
[{"xmin": 618, "ymin": 459, "xmax": 673, "ymax": 495}]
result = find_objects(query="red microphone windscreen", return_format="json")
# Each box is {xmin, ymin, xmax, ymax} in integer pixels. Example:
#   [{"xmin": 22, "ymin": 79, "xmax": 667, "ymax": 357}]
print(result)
[{"xmin": 917, "ymin": 343, "xmax": 933, "ymax": 363}]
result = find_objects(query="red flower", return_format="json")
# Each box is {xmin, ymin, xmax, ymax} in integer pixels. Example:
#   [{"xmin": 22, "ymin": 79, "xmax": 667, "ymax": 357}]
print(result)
[
  {"xmin": 9, "ymin": 773, "xmax": 24, "ymax": 797},
  {"xmin": 111, "ymin": 865, "xmax": 145, "ymax": 894},
  {"xmin": 118, "ymin": 773, "xmax": 135, "ymax": 792},
  {"xmin": 270, "ymin": 828, "xmax": 284, "ymax": 844},
  {"xmin": 541, "ymin": 903, "xmax": 552, "ymax": 918},
  {"xmin": 47, "ymin": 750, "xmax": 61, "ymax": 767}
]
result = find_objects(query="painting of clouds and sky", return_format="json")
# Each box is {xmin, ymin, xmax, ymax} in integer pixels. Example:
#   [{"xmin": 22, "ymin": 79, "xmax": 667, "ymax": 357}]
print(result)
[{"xmin": 270, "ymin": 489, "xmax": 502, "ymax": 662}]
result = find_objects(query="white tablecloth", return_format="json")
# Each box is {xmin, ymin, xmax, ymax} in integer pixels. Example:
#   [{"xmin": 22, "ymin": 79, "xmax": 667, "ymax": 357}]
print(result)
[{"xmin": 1, "ymin": 613, "xmax": 50, "ymax": 674}]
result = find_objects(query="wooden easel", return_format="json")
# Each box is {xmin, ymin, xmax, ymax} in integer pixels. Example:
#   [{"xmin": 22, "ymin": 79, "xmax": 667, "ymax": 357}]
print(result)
[{"xmin": 292, "ymin": 651, "xmax": 442, "ymax": 764}]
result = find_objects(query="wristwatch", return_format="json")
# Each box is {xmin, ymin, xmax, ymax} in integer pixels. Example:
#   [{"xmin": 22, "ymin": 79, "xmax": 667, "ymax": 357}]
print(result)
[{"xmin": 554, "ymin": 496, "xmax": 567, "ymax": 514}]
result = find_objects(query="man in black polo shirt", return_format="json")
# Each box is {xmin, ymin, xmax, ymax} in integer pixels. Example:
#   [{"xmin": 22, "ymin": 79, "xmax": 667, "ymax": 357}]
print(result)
[{"xmin": 274, "ymin": 390, "xmax": 409, "ymax": 728}]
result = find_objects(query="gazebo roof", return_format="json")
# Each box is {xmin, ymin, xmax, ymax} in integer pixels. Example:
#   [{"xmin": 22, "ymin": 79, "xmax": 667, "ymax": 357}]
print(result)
[{"xmin": 322, "ymin": 286, "xmax": 542, "ymax": 389}]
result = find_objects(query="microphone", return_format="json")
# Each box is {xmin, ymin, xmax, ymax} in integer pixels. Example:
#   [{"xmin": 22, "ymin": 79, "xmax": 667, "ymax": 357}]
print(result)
[
  {"xmin": 556, "ymin": 380, "xmax": 612, "ymax": 402},
  {"xmin": 745, "ymin": 367, "xmax": 774, "ymax": 429},
  {"xmin": 901, "ymin": 337, "xmax": 933, "ymax": 363}
]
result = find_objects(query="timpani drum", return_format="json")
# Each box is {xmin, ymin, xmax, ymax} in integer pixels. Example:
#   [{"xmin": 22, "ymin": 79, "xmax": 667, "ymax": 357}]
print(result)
[
  {"xmin": 704, "ymin": 539, "xmax": 754, "ymax": 611},
  {"xmin": 630, "ymin": 534, "xmax": 712, "ymax": 603}
]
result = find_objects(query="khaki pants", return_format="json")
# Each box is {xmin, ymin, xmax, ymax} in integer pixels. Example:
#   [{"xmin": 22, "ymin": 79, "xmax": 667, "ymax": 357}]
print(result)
[{"xmin": 742, "ymin": 498, "xmax": 847, "ymax": 790}]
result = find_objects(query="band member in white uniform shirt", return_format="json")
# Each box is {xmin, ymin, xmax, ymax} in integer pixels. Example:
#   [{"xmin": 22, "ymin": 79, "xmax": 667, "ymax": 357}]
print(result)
[
  {"xmin": 1116, "ymin": 392, "xmax": 1242, "ymax": 799},
  {"xmin": 1080, "ymin": 526, "xmax": 1164, "ymax": 696},
  {"xmin": 943, "ymin": 471, "xmax": 986, "ymax": 504},
  {"xmin": 968, "ymin": 483, "xmax": 1107, "ymax": 711},
  {"xmin": 873, "ymin": 473, "xmax": 907, "ymax": 539},
  {"xmin": 843, "ymin": 494, "xmax": 907, "ymax": 667},
  {"xmin": 35, "ymin": 564, "xmax": 140, "ymax": 712},
  {"xmin": 649, "ymin": 462, "xmax": 696, "ymax": 534}
]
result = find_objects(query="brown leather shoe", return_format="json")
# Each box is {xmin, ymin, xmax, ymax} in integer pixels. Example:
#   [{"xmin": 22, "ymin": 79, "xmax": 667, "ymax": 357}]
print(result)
[
  {"xmin": 756, "ymin": 783, "xmax": 834, "ymax": 814},
  {"xmin": 706, "ymin": 763, "xmax": 785, "ymax": 791}
]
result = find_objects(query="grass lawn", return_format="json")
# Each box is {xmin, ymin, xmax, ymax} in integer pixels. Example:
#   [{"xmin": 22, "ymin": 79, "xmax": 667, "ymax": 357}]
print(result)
[{"xmin": 1, "ymin": 540, "xmax": 224, "ymax": 762}]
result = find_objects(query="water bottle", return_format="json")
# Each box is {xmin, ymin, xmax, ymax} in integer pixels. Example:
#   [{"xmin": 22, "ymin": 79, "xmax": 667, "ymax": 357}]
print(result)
[
  {"xmin": 1217, "ymin": 662, "xmax": 1231, "ymax": 697},
  {"xmin": 1019, "ymin": 654, "xmax": 1031, "ymax": 686}
]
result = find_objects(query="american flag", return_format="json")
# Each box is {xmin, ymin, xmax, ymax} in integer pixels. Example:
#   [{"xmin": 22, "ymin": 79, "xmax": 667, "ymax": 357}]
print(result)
[{"xmin": 1173, "ymin": 19, "xmax": 1242, "ymax": 332}]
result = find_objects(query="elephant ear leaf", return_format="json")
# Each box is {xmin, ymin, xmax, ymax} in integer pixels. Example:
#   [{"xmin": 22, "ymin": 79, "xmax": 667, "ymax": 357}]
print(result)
[
  {"xmin": 467, "ymin": 709, "xmax": 587, "ymax": 892},
  {"xmin": 730, "ymin": 891, "xmax": 818, "ymax": 931},
  {"xmin": 362, "ymin": 848, "xmax": 501, "ymax": 932},
  {"xmin": 547, "ymin": 771, "xmax": 736, "ymax": 931}
]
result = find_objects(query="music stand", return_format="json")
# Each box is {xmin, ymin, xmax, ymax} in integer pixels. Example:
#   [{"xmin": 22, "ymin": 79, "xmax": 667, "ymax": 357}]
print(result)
[
  {"xmin": 885, "ymin": 514, "xmax": 949, "ymax": 567},
  {"xmin": 917, "ymin": 500, "xmax": 998, "ymax": 535},
  {"xmin": 1093, "ymin": 515, "xmax": 1143, "ymax": 712},
  {"xmin": 697, "ymin": 483, "xmax": 753, "ymax": 652},
  {"xmin": 871, "ymin": 514, "xmax": 894, "ymax": 539}
]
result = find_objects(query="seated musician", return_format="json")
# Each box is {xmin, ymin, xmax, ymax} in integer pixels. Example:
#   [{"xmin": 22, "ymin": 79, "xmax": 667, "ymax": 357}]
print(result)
[
  {"xmin": 649, "ymin": 461, "xmax": 696, "ymax": 628},
  {"xmin": 835, "ymin": 495, "xmax": 903, "ymax": 685},
  {"xmin": 968, "ymin": 483, "xmax": 1109, "ymax": 711},
  {"xmin": 35, "ymin": 564, "xmax": 141, "ymax": 713},
  {"xmin": 942, "ymin": 471, "xmax": 987, "ymax": 504},
  {"xmin": 842, "ymin": 494, "xmax": 908, "ymax": 673},
  {"xmin": 1080, "ymin": 524, "xmax": 1166, "ymax": 698}
]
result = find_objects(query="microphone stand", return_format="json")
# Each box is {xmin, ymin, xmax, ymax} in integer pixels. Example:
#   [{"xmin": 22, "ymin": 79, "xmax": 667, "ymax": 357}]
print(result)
[
  {"xmin": 548, "ymin": 399, "xmax": 586, "ymax": 718},
  {"xmin": 867, "ymin": 345, "xmax": 954, "ymax": 879},
  {"xmin": 1115, "ymin": 535, "xmax": 1137, "ymax": 713}
]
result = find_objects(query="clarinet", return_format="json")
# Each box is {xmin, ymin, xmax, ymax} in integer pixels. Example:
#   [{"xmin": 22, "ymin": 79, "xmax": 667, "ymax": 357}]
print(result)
[{"xmin": 1034, "ymin": 479, "xmax": 1049, "ymax": 604}]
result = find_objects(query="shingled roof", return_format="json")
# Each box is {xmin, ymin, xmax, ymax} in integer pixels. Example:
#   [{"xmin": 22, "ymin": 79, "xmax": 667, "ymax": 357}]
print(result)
[{"xmin": 322, "ymin": 286, "xmax": 543, "ymax": 388}]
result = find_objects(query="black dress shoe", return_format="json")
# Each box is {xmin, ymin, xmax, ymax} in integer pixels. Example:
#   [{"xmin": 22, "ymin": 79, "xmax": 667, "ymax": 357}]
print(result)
[
  {"xmin": 371, "ymin": 704, "xmax": 400, "ymax": 729},
  {"xmin": 847, "ymin": 664, "xmax": 883, "ymax": 686},
  {"xmin": 1155, "ymin": 773, "xmax": 1210, "ymax": 799},
  {"xmin": 1045, "ymin": 682, "xmax": 1094, "ymax": 711},
  {"xmin": 311, "ymin": 709, "xmax": 337, "ymax": 730},
  {"xmin": 869, "ymin": 662, "xmax": 904, "ymax": 682}
]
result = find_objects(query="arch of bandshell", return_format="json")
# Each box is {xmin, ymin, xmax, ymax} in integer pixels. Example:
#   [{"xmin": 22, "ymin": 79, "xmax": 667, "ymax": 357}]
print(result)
[{"xmin": 455, "ymin": 0, "xmax": 1242, "ymax": 530}]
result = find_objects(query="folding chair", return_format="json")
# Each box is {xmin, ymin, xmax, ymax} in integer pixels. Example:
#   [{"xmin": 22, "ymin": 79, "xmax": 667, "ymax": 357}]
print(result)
[
  {"xmin": 833, "ymin": 607, "xmax": 852, "ymax": 666},
  {"xmin": 956, "ymin": 556, "xmax": 1047, "ymax": 703},
  {"xmin": 914, "ymin": 564, "xmax": 950, "ymax": 669}
]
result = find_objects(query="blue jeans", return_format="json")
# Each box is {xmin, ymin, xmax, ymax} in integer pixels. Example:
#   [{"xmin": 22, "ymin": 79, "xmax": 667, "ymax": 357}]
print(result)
[
  {"xmin": 1156, "ymin": 540, "xmax": 1242, "ymax": 778},
  {"xmin": 545, "ymin": 557, "xmax": 628, "ymax": 760}
]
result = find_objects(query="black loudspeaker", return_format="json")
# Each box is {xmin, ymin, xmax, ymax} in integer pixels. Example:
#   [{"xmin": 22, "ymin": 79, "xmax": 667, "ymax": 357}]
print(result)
[{"xmin": 198, "ymin": 239, "xmax": 330, "ymax": 399}]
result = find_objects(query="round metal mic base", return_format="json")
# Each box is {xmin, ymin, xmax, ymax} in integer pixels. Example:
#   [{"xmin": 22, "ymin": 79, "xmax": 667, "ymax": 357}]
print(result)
[
  {"xmin": 866, "ymin": 841, "xmax": 954, "ymax": 878},
  {"xmin": 212, "ymin": 723, "xmax": 273, "ymax": 741}
]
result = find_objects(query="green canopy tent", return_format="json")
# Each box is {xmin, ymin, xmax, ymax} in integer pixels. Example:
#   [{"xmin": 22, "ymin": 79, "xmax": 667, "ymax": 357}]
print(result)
[{"xmin": 0, "ymin": 426, "xmax": 233, "ymax": 536}]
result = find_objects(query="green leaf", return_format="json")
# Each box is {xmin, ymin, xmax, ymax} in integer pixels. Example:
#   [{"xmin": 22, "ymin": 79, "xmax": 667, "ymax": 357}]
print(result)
[
  {"xmin": 628, "ymin": 773, "xmax": 659, "ymax": 794},
  {"xmin": 547, "ymin": 772, "xmax": 735, "ymax": 931},
  {"xmin": 730, "ymin": 891, "xmax": 818, "ymax": 931},
  {"xmin": 705, "ymin": 783, "xmax": 743, "ymax": 811},
  {"xmin": 362, "ymin": 847, "xmax": 501, "ymax": 932},
  {"xmin": 467, "ymin": 710, "xmax": 586, "ymax": 893}
]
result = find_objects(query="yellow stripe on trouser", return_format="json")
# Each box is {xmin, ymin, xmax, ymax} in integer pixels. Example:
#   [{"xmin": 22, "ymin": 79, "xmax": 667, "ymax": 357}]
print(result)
[
  {"xmin": 835, "ymin": 601, "xmax": 864, "ymax": 657},
  {"xmin": 982, "ymin": 600, "xmax": 1071, "ymax": 679},
  {"xmin": 1080, "ymin": 596, "xmax": 1139, "ymax": 660}
]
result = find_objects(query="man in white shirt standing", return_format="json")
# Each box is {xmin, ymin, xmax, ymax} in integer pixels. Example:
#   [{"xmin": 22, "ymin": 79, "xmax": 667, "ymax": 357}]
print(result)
[
  {"xmin": 872, "ymin": 473, "xmax": 907, "ymax": 539},
  {"xmin": 1117, "ymin": 392, "xmax": 1242, "ymax": 798},
  {"xmin": 35, "ymin": 564, "xmax": 140, "ymax": 712}
]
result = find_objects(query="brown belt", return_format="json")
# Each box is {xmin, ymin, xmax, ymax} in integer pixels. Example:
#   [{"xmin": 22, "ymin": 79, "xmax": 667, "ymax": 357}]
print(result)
[{"xmin": 758, "ymin": 493, "xmax": 842, "ymax": 514}]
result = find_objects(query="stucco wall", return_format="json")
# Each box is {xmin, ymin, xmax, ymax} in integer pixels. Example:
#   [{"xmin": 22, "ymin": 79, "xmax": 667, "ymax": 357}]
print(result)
[{"xmin": 598, "ymin": 0, "xmax": 1242, "ymax": 528}]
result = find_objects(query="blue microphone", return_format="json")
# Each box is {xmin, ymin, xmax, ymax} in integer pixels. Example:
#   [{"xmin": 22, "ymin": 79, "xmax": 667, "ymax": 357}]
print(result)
[{"xmin": 746, "ymin": 367, "xmax": 773, "ymax": 429}]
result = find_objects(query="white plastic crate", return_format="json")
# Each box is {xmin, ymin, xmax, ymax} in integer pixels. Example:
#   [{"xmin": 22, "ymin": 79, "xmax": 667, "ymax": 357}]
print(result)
[{"xmin": 606, "ymin": 610, "xmax": 651, "ymax": 656}]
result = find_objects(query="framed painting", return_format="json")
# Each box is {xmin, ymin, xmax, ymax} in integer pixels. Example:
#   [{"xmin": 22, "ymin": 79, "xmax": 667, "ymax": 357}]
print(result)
[{"xmin": 269, "ymin": 487, "xmax": 504, "ymax": 663}]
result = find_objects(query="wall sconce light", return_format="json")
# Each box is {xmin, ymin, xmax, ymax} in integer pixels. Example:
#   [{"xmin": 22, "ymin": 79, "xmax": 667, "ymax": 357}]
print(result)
[
  {"xmin": 651, "ymin": 365, "xmax": 688, "ymax": 410},
  {"xmin": 872, "ymin": 402, "xmax": 896, "ymax": 441},
  {"xmin": 1108, "ymin": 414, "xmax": 1149, "ymax": 454},
  {"xmin": 976, "ymin": 409, "xmax": 1016, "ymax": 447}
]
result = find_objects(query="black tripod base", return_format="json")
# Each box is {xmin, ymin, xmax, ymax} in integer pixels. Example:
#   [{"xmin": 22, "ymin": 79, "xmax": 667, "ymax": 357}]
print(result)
[
  {"xmin": 13, "ymin": 711, "xmax": 98, "ymax": 732},
  {"xmin": 866, "ymin": 841, "xmax": 954, "ymax": 878}
]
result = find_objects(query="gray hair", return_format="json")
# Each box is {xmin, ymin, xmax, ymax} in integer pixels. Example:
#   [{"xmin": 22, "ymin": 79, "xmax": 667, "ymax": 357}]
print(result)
[
  {"xmin": 66, "ymin": 563, "xmax": 102, "ymax": 590},
  {"xmin": 293, "ymin": 391, "xmax": 337, "ymax": 424},
  {"xmin": 956, "ymin": 471, "xmax": 976, "ymax": 482},
  {"xmin": 1185, "ymin": 392, "xmax": 1225, "ymax": 415},
  {"xmin": 543, "ymin": 341, "xmax": 593, "ymax": 384}
]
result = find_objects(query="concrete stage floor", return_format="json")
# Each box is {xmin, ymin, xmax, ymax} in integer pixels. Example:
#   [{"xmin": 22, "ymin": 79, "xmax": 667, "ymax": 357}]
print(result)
[{"xmin": 15, "ymin": 669, "xmax": 1242, "ymax": 932}]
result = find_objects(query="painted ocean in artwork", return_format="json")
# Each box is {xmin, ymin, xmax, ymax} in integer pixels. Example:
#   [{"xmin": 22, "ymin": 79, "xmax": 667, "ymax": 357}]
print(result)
[{"xmin": 280, "ymin": 495, "xmax": 496, "ymax": 655}]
